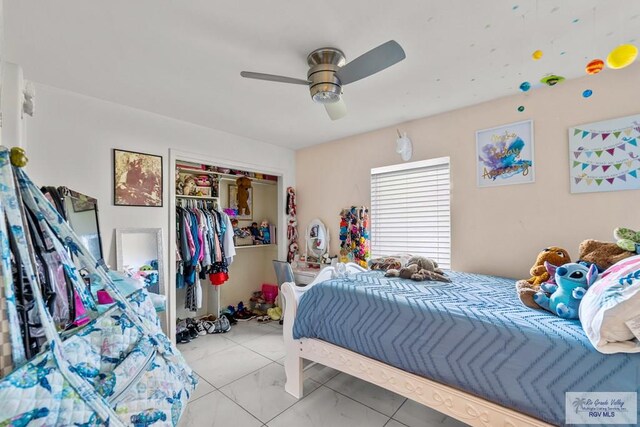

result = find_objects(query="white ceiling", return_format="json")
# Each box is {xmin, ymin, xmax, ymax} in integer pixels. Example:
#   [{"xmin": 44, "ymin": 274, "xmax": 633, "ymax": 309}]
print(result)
[{"xmin": 4, "ymin": 0, "xmax": 640, "ymax": 149}]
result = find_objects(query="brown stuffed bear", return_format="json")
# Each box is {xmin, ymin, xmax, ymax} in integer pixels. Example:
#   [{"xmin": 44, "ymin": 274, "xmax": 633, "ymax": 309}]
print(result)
[
  {"xmin": 385, "ymin": 256, "xmax": 450, "ymax": 282},
  {"xmin": 235, "ymin": 176, "xmax": 252, "ymax": 215},
  {"xmin": 515, "ymin": 246, "xmax": 570, "ymax": 308},
  {"xmin": 578, "ymin": 239, "xmax": 634, "ymax": 271}
]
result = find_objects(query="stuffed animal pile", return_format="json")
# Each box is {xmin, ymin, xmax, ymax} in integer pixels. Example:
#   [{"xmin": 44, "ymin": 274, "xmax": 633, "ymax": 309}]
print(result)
[
  {"xmin": 517, "ymin": 227, "xmax": 637, "ymax": 316},
  {"xmin": 385, "ymin": 256, "xmax": 450, "ymax": 282}
]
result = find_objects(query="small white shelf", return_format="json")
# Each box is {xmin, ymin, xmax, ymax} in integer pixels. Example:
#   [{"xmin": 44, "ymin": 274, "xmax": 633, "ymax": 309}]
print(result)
[
  {"xmin": 218, "ymin": 175, "xmax": 277, "ymax": 186},
  {"xmin": 177, "ymin": 167, "xmax": 277, "ymax": 185},
  {"xmin": 176, "ymin": 194, "xmax": 220, "ymax": 201},
  {"xmin": 236, "ymin": 244, "xmax": 277, "ymax": 250},
  {"xmin": 176, "ymin": 168, "xmax": 218, "ymax": 176}
]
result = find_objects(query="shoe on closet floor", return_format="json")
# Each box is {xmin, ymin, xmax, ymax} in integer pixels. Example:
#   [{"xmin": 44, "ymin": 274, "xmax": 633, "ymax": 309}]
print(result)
[
  {"xmin": 221, "ymin": 312, "xmax": 237, "ymax": 325},
  {"xmin": 234, "ymin": 301, "xmax": 256, "ymax": 321},
  {"xmin": 194, "ymin": 319, "xmax": 207, "ymax": 336},
  {"xmin": 205, "ymin": 316, "xmax": 231, "ymax": 334},
  {"xmin": 218, "ymin": 316, "xmax": 231, "ymax": 332},
  {"xmin": 186, "ymin": 319, "xmax": 200, "ymax": 339},
  {"xmin": 176, "ymin": 331, "xmax": 191, "ymax": 344}
]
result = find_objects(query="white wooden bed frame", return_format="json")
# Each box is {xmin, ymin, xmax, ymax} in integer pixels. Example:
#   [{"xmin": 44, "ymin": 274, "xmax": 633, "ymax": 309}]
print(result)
[{"xmin": 282, "ymin": 263, "xmax": 552, "ymax": 427}]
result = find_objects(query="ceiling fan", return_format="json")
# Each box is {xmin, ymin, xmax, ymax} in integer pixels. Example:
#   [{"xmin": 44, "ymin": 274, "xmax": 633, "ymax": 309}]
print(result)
[{"xmin": 240, "ymin": 40, "xmax": 406, "ymax": 120}]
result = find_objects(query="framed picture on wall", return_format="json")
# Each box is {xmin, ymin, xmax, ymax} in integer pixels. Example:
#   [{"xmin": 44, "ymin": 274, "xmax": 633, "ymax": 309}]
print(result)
[
  {"xmin": 476, "ymin": 119, "xmax": 535, "ymax": 188},
  {"xmin": 569, "ymin": 114, "xmax": 640, "ymax": 194},
  {"xmin": 228, "ymin": 184, "xmax": 253, "ymax": 220},
  {"xmin": 113, "ymin": 149, "xmax": 163, "ymax": 207}
]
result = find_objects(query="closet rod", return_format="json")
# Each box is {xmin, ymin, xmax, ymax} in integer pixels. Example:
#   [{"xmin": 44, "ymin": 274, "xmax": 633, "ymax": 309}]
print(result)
[{"xmin": 218, "ymin": 176, "xmax": 277, "ymax": 186}]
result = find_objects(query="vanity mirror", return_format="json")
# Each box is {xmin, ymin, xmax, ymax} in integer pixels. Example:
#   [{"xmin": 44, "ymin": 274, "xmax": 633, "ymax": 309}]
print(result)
[
  {"xmin": 305, "ymin": 218, "xmax": 329, "ymax": 263},
  {"xmin": 116, "ymin": 228, "xmax": 164, "ymax": 295}
]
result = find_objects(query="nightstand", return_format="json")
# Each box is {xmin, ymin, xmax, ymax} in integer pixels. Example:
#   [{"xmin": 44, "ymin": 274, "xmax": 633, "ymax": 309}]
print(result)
[{"xmin": 292, "ymin": 264, "xmax": 326, "ymax": 285}]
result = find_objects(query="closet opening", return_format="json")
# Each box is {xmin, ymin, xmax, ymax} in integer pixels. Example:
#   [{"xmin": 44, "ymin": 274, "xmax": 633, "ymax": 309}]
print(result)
[{"xmin": 168, "ymin": 149, "xmax": 285, "ymax": 342}]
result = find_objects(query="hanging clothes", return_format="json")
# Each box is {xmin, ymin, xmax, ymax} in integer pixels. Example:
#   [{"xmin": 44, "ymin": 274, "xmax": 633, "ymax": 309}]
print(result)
[{"xmin": 176, "ymin": 201, "xmax": 235, "ymax": 311}]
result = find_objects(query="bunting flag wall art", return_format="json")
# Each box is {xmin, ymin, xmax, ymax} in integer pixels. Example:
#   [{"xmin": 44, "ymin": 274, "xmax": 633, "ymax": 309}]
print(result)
[
  {"xmin": 476, "ymin": 120, "xmax": 535, "ymax": 187},
  {"xmin": 569, "ymin": 114, "xmax": 640, "ymax": 194}
]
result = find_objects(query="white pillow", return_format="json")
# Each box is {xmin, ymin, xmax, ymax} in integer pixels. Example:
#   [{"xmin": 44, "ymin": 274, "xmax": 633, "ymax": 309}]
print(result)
[{"xmin": 580, "ymin": 255, "xmax": 640, "ymax": 354}]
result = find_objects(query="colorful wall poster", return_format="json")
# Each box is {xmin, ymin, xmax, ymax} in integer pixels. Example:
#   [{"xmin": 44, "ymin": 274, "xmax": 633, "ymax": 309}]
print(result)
[
  {"xmin": 569, "ymin": 114, "xmax": 640, "ymax": 194},
  {"xmin": 476, "ymin": 120, "xmax": 535, "ymax": 187}
]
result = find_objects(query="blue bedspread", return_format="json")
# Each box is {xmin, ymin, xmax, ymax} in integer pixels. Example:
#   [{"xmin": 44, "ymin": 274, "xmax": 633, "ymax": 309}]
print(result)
[{"xmin": 292, "ymin": 271, "xmax": 640, "ymax": 426}]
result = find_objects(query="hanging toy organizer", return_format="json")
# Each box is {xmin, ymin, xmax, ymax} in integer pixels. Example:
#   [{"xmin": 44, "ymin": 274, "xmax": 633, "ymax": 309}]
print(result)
[
  {"xmin": 339, "ymin": 206, "xmax": 370, "ymax": 268},
  {"xmin": 286, "ymin": 187, "xmax": 298, "ymax": 263}
]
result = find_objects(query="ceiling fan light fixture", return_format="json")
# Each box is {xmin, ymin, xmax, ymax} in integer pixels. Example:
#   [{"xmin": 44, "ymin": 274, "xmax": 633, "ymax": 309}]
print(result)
[
  {"xmin": 240, "ymin": 40, "xmax": 405, "ymax": 119},
  {"xmin": 310, "ymin": 83, "xmax": 341, "ymax": 104}
]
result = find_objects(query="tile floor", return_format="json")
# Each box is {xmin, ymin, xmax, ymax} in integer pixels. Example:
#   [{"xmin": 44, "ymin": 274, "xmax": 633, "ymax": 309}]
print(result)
[{"xmin": 178, "ymin": 320, "xmax": 469, "ymax": 427}]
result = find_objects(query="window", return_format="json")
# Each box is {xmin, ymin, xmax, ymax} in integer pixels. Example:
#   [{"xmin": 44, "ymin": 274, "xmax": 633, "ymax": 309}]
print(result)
[{"xmin": 370, "ymin": 157, "xmax": 451, "ymax": 269}]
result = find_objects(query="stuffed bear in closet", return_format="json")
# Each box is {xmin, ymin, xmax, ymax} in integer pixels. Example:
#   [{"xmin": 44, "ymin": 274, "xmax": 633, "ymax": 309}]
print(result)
[{"xmin": 235, "ymin": 176, "xmax": 252, "ymax": 215}]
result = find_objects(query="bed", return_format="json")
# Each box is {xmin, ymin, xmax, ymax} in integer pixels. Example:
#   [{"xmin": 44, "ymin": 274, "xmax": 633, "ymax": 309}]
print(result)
[{"xmin": 281, "ymin": 263, "xmax": 640, "ymax": 427}]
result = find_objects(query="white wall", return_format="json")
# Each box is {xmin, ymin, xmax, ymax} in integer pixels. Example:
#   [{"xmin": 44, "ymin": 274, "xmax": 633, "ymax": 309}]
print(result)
[{"xmin": 25, "ymin": 84, "xmax": 295, "ymax": 335}]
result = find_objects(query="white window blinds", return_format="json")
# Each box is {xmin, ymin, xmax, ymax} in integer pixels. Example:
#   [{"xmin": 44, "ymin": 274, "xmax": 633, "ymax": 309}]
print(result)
[{"xmin": 370, "ymin": 157, "xmax": 451, "ymax": 269}]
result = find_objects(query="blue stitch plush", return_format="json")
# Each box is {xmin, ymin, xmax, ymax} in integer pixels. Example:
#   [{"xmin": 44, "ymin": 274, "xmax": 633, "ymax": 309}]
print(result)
[{"xmin": 533, "ymin": 262, "xmax": 598, "ymax": 319}]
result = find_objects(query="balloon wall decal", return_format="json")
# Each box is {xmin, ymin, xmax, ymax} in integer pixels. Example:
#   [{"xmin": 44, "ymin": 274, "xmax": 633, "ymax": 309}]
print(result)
[
  {"xmin": 606, "ymin": 44, "xmax": 638, "ymax": 69},
  {"xmin": 585, "ymin": 59, "xmax": 604, "ymax": 75},
  {"xmin": 540, "ymin": 74, "xmax": 565, "ymax": 86}
]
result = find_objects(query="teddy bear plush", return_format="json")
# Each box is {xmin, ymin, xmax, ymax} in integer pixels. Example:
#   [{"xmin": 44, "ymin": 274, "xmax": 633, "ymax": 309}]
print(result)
[
  {"xmin": 515, "ymin": 246, "xmax": 570, "ymax": 308},
  {"xmin": 578, "ymin": 239, "xmax": 634, "ymax": 271},
  {"xmin": 533, "ymin": 262, "xmax": 598, "ymax": 319},
  {"xmin": 385, "ymin": 256, "xmax": 450, "ymax": 282},
  {"xmin": 235, "ymin": 176, "xmax": 252, "ymax": 215},
  {"xmin": 614, "ymin": 227, "xmax": 640, "ymax": 254}
]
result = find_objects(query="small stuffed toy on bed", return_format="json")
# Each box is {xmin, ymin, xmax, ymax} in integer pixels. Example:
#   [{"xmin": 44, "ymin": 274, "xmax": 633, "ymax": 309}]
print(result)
[
  {"xmin": 369, "ymin": 256, "xmax": 402, "ymax": 271},
  {"xmin": 533, "ymin": 262, "xmax": 598, "ymax": 319},
  {"xmin": 614, "ymin": 227, "xmax": 640, "ymax": 254},
  {"xmin": 385, "ymin": 256, "xmax": 450, "ymax": 283},
  {"xmin": 515, "ymin": 246, "xmax": 570, "ymax": 308}
]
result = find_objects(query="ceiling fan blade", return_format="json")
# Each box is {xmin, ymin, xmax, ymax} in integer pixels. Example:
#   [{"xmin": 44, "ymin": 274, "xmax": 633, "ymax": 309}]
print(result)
[
  {"xmin": 325, "ymin": 97, "xmax": 347, "ymax": 120},
  {"xmin": 240, "ymin": 71, "xmax": 309, "ymax": 85},
  {"xmin": 335, "ymin": 40, "xmax": 406, "ymax": 85}
]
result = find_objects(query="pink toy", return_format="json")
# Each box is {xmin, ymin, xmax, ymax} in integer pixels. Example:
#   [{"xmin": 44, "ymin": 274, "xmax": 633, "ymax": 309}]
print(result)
[{"xmin": 262, "ymin": 283, "xmax": 279, "ymax": 303}]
